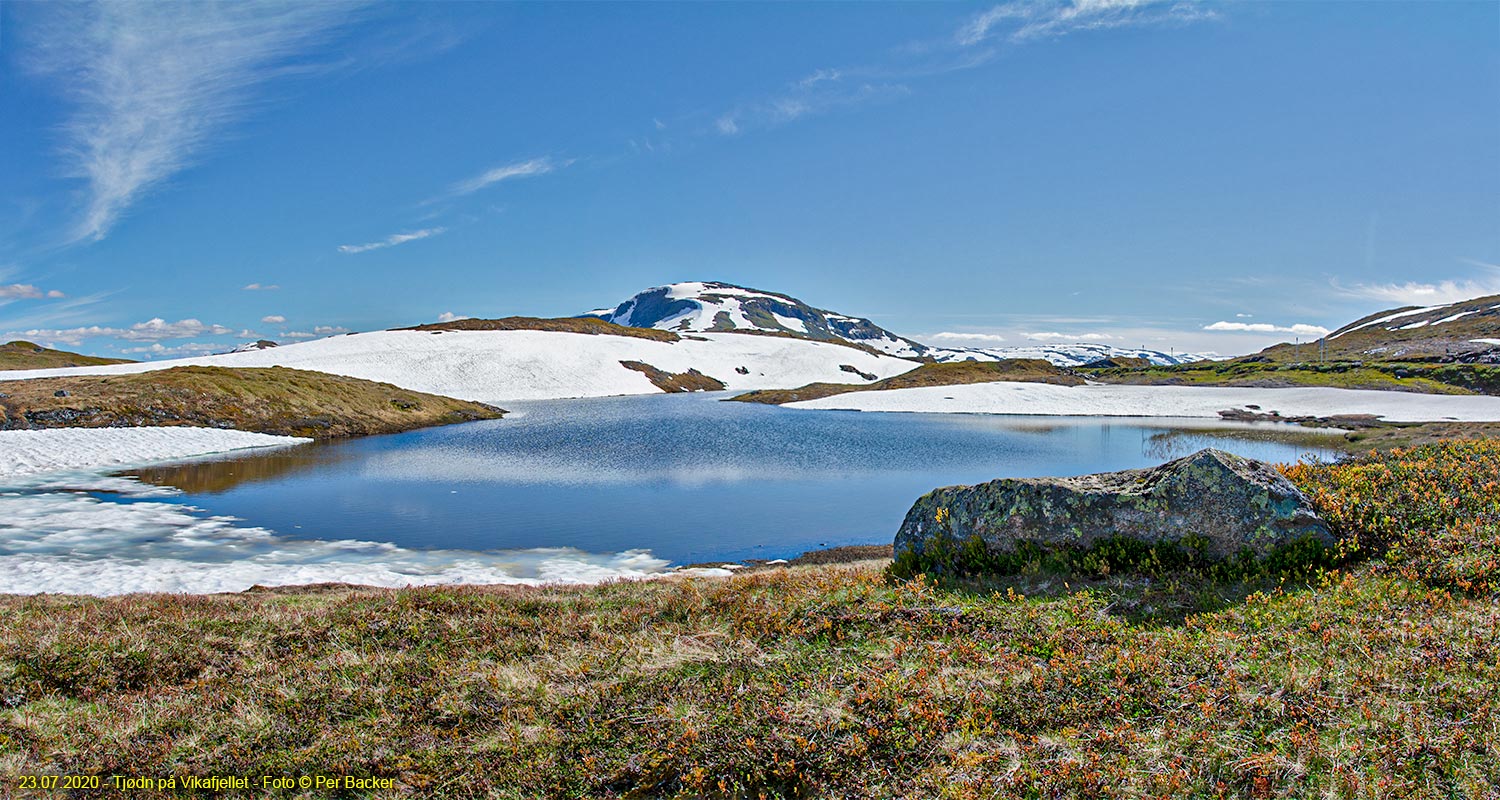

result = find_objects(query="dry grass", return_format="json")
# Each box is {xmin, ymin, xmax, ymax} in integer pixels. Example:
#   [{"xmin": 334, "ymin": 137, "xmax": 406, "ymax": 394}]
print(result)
[
  {"xmin": 0, "ymin": 341, "xmax": 132, "ymax": 370},
  {"xmin": 619, "ymin": 361, "xmax": 726, "ymax": 393},
  {"xmin": 0, "ymin": 366, "xmax": 502, "ymax": 439},
  {"xmin": 730, "ymin": 360, "xmax": 1082, "ymax": 405},
  {"xmin": 1087, "ymin": 361, "xmax": 1499, "ymax": 396},
  {"xmin": 401, "ymin": 317, "xmax": 680, "ymax": 342},
  {"xmin": 0, "ymin": 442, "xmax": 1494, "ymax": 797}
]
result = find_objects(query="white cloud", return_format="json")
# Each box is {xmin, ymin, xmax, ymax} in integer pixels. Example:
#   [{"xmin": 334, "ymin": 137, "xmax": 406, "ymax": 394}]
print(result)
[
  {"xmin": 1334, "ymin": 272, "xmax": 1500, "ymax": 306},
  {"xmin": 19, "ymin": 2, "xmax": 359, "ymax": 242},
  {"xmin": 118, "ymin": 318, "xmax": 233, "ymax": 341},
  {"xmin": 926, "ymin": 331, "xmax": 1007, "ymax": 343},
  {"xmin": 715, "ymin": 115, "xmax": 740, "ymax": 135},
  {"xmin": 338, "ymin": 227, "xmax": 447, "ymax": 254},
  {"xmin": 260, "ymin": 314, "xmax": 286, "ymax": 324},
  {"xmin": 120, "ymin": 341, "xmax": 222, "ymax": 357},
  {"xmin": 1204, "ymin": 321, "xmax": 1331, "ymax": 336},
  {"xmin": 1022, "ymin": 331, "xmax": 1119, "ymax": 341},
  {"xmin": 958, "ymin": 0, "xmax": 1216, "ymax": 46},
  {"xmin": 4, "ymin": 325, "xmax": 126, "ymax": 346},
  {"xmin": 235, "ymin": 329, "xmax": 259, "ymax": 339},
  {"xmin": 243, "ymin": 283, "xmax": 280, "ymax": 291},
  {"xmin": 436, "ymin": 311, "xmax": 472, "ymax": 323},
  {"xmin": 0, "ymin": 284, "xmax": 66, "ymax": 300},
  {"xmin": 447, "ymin": 157, "xmax": 562, "ymax": 197},
  {"xmin": 281, "ymin": 325, "xmax": 348, "ymax": 340}
]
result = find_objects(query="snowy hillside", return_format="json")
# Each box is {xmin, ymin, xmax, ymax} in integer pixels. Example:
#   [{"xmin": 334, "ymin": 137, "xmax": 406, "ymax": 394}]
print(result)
[
  {"xmin": 582, "ymin": 281, "xmax": 932, "ymax": 358},
  {"xmin": 0, "ymin": 329, "xmax": 918, "ymax": 403},
  {"xmin": 924, "ymin": 342, "xmax": 1214, "ymax": 368}
]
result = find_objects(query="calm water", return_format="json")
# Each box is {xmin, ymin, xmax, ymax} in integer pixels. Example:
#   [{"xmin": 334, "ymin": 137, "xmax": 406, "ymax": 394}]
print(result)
[{"xmin": 123, "ymin": 393, "xmax": 1340, "ymax": 565}]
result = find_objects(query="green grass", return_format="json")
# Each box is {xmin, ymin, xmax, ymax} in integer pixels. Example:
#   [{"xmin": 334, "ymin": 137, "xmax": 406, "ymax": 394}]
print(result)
[
  {"xmin": 0, "ymin": 442, "xmax": 1496, "ymax": 798},
  {"xmin": 1086, "ymin": 360, "xmax": 1500, "ymax": 396}
]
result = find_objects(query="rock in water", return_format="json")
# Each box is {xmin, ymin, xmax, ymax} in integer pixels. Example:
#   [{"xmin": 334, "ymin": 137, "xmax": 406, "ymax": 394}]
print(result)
[{"xmin": 896, "ymin": 449, "xmax": 1333, "ymax": 570}]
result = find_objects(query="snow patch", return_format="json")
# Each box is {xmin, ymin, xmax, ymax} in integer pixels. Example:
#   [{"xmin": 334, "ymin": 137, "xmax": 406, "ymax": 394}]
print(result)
[
  {"xmin": 786, "ymin": 382, "xmax": 1500, "ymax": 423},
  {"xmin": 0, "ymin": 329, "xmax": 919, "ymax": 403},
  {"xmin": 0, "ymin": 427, "xmax": 309, "ymax": 478}
]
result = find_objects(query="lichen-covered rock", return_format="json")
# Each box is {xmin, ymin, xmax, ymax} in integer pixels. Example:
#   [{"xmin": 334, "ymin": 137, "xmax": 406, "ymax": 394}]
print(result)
[{"xmin": 896, "ymin": 449, "xmax": 1333, "ymax": 568}]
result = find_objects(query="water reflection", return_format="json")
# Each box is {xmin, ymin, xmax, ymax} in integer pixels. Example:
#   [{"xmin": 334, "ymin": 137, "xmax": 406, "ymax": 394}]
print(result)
[{"xmin": 115, "ymin": 394, "xmax": 1344, "ymax": 564}]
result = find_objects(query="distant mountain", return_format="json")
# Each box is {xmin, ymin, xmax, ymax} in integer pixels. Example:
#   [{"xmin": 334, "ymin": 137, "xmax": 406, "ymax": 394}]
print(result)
[
  {"xmin": 925, "ymin": 342, "xmax": 1214, "ymax": 368},
  {"xmin": 582, "ymin": 281, "xmax": 932, "ymax": 358},
  {"xmin": 229, "ymin": 340, "xmax": 279, "ymax": 353},
  {"xmin": 582, "ymin": 282, "xmax": 1211, "ymax": 367},
  {"xmin": 1259, "ymin": 294, "xmax": 1500, "ymax": 363}
]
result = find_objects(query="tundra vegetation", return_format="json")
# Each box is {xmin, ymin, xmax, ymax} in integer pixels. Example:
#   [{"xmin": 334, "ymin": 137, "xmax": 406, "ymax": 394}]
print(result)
[
  {"xmin": 0, "ymin": 341, "xmax": 133, "ymax": 370},
  {"xmin": 0, "ymin": 366, "xmax": 502, "ymax": 439},
  {"xmin": 0, "ymin": 441, "xmax": 1494, "ymax": 797}
]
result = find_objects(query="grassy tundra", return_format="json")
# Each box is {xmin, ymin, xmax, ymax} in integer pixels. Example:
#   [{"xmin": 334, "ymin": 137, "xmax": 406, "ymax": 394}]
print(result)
[{"xmin": 0, "ymin": 441, "xmax": 1496, "ymax": 798}]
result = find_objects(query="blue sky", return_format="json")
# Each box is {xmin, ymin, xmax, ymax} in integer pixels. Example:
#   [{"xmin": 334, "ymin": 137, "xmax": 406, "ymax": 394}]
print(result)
[{"xmin": 1, "ymin": 0, "xmax": 1497, "ymax": 359}]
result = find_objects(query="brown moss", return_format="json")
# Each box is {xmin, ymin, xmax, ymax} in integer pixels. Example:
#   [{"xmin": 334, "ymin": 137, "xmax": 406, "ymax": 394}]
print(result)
[
  {"xmin": 401, "ymin": 316, "xmax": 680, "ymax": 342},
  {"xmin": 0, "ymin": 341, "xmax": 134, "ymax": 370},
  {"xmin": 0, "ymin": 366, "xmax": 503, "ymax": 439},
  {"xmin": 619, "ymin": 361, "xmax": 726, "ymax": 392},
  {"xmin": 730, "ymin": 359, "xmax": 1083, "ymax": 405}
]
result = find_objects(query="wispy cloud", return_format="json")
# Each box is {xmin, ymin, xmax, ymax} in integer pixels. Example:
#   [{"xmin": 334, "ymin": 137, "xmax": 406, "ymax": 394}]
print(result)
[
  {"xmin": 713, "ymin": 72, "xmax": 909, "ymax": 137},
  {"xmin": 1023, "ymin": 331, "xmax": 1119, "ymax": 341},
  {"xmin": 242, "ymin": 283, "xmax": 280, "ymax": 291},
  {"xmin": 436, "ymin": 311, "xmax": 472, "ymax": 323},
  {"xmin": 19, "ymin": 2, "xmax": 361, "ymax": 242},
  {"xmin": 0, "ymin": 284, "xmax": 66, "ymax": 300},
  {"xmin": 926, "ymin": 331, "xmax": 1008, "ymax": 343},
  {"xmin": 447, "ymin": 157, "xmax": 563, "ymax": 197},
  {"xmin": 338, "ymin": 227, "xmax": 447, "ymax": 254},
  {"xmin": 261, "ymin": 314, "xmax": 286, "ymax": 324},
  {"xmin": 1333, "ymin": 269, "xmax": 1500, "ymax": 306},
  {"xmin": 957, "ymin": 0, "xmax": 1216, "ymax": 46},
  {"xmin": 1204, "ymin": 321, "xmax": 1330, "ymax": 336}
]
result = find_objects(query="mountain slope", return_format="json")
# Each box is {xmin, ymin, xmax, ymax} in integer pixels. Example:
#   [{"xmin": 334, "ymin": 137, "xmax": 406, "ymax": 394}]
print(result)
[
  {"xmin": 0, "ymin": 341, "xmax": 134, "ymax": 370},
  {"xmin": 1259, "ymin": 293, "xmax": 1500, "ymax": 363},
  {"xmin": 582, "ymin": 281, "xmax": 933, "ymax": 358}
]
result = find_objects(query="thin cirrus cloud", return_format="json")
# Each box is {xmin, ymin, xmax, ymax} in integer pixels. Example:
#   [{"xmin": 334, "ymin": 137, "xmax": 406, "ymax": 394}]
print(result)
[
  {"xmin": 1333, "ymin": 269, "xmax": 1500, "ymax": 306},
  {"xmin": 444, "ymin": 157, "xmax": 566, "ymax": 198},
  {"xmin": 956, "ymin": 0, "xmax": 1218, "ymax": 47},
  {"xmin": 708, "ymin": 1, "xmax": 1216, "ymax": 139},
  {"xmin": 338, "ymin": 227, "xmax": 447, "ymax": 254},
  {"xmin": 1204, "ymin": 321, "xmax": 1331, "ymax": 336},
  {"xmin": 18, "ymin": 1, "xmax": 362, "ymax": 243},
  {"xmin": 243, "ymin": 283, "xmax": 280, "ymax": 291}
]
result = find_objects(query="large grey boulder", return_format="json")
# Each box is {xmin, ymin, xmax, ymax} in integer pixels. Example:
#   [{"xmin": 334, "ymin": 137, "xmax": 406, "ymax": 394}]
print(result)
[{"xmin": 896, "ymin": 449, "xmax": 1333, "ymax": 569}]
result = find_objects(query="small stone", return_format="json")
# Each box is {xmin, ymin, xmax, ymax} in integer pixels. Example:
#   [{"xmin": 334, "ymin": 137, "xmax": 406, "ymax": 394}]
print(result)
[{"xmin": 53, "ymin": 389, "xmax": 70, "ymax": 398}]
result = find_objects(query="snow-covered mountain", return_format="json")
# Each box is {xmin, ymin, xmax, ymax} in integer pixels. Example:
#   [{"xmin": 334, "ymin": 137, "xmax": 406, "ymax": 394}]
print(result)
[
  {"xmin": 583, "ymin": 281, "xmax": 1212, "ymax": 367},
  {"xmin": 925, "ymin": 342, "xmax": 1214, "ymax": 368},
  {"xmin": 582, "ymin": 281, "xmax": 932, "ymax": 358}
]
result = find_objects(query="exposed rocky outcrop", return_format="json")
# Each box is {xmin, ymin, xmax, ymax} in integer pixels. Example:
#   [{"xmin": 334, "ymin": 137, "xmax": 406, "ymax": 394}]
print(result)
[
  {"xmin": 619, "ymin": 361, "xmax": 726, "ymax": 393},
  {"xmin": 896, "ymin": 449, "xmax": 1334, "ymax": 571}
]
